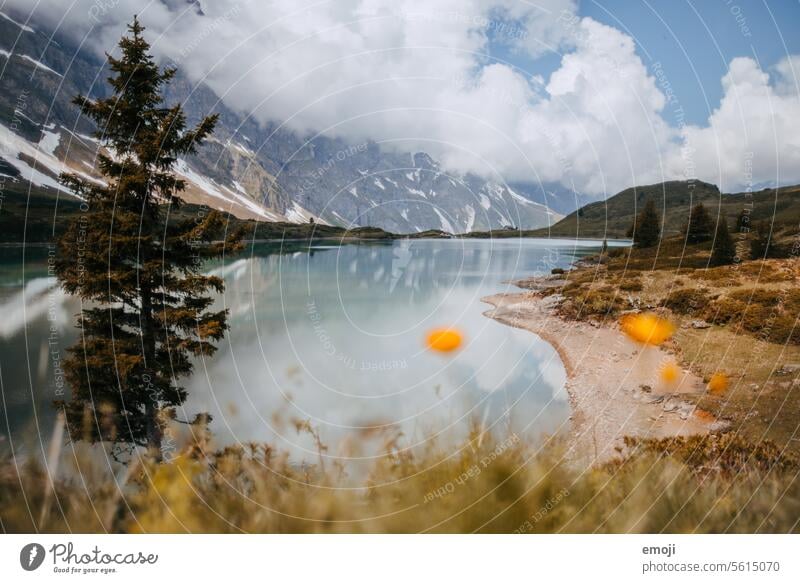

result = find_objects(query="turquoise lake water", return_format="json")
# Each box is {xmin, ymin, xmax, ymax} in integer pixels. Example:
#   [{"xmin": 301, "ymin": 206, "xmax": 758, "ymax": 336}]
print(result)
[{"xmin": 0, "ymin": 238, "xmax": 618, "ymax": 465}]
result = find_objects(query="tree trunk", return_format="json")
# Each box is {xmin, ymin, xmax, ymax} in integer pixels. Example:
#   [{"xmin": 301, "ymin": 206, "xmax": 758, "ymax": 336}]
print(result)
[{"xmin": 141, "ymin": 278, "xmax": 162, "ymax": 461}]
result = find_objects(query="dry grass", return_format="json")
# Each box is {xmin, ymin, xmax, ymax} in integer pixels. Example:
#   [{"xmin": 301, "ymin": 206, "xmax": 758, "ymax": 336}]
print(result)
[
  {"xmin": 2, "ymin": 428, "xmax": 799, "ymax": 534},
  {"xmin": 543, "ymin": 237, "xmax": 800, "ymax": 457}
]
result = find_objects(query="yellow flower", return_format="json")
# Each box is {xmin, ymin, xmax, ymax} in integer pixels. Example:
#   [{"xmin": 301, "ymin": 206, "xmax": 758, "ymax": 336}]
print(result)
[
  {"xmin": 708, "ymin": 372, "xmax": 729, "ymax": 394},
  {"xmin": 659, "ymin": 361, "xmax": 681, "ymax": 384},
  {"xmin": 621, "ymin": 313, "xmax": 675, "ymax": 346},
  {"xmin": 426, "ymin": 328, "xmax": 463, "ymax": 353},
  {"xmin": 129, "ymin": 457, "xmax": 205, "ymax": 533}
]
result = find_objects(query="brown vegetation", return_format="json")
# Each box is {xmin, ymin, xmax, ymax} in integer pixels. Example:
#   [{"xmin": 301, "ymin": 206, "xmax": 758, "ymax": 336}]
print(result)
[
  {"xmin": 2, "ymin": 428, "xmax": 798, "ymax": 533},
  {"xmin": 530, "ymin": 232, "xmax": 800, "ymax": 458}
]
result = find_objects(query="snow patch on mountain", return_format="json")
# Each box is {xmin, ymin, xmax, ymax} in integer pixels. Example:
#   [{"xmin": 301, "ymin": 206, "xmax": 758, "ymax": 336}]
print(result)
[
  {"xmin": 284, "ymin": 200, "xmax": 325, "ymax": 224},
  {"xmin": 0, "ymin": 11, "xmax": 34, "ymax": 33},
  {"xmin": 463, "ymin": 204, "xmax": 476, "ymax": 233},
  {"xmin": 0, "ymin": 123, "xmax": 75, "ymax": 193},
  {"xmin": 174, "ymin": 158, "xmax": 281, "ymax": 220},
  {"xmin": 19, "ymin": 54, "xmax": 62, "ymax": 76},
  {"xmin": 174, "ymin": 158, "xmax": 323, "ymax": 223},
  {"xmin": 38, "ymin": 128, "xmax": 60, "ymax": 155},
  {"xmin": 433, "ymin": 208, "xmax": 455, "ymax": 233}
]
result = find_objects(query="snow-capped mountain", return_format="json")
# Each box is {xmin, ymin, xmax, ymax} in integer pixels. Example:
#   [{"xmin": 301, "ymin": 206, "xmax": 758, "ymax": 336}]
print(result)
[{"xmin": 0, "ymin": 12, "xmax": 562, "ymax": 233}]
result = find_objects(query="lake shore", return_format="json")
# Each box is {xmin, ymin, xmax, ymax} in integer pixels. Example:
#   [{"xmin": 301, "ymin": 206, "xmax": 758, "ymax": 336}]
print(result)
[{"xmin": 482, "ymin": 276, "xmax": 722, "ymax": 465}]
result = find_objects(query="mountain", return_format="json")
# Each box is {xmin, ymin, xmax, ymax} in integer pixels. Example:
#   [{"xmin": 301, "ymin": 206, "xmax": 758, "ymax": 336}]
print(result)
[
  {"xmin": 0, "ymin": 12, "xmax": 562, "ymax": 234},
  {"xmin": 530, "ymin": 180, "xmax": 800, "ymax": 239},
  {"xmin": 506, "ymin": 181, "xmax": 601, "ymax": 217}
]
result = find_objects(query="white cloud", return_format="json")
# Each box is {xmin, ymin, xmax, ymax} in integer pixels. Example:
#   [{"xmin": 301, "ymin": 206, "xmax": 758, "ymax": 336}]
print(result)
[
  {"xmin": 679, "ymin": 56, "xmax": 800, "ymax": 192},
  {"xmin": 516, "ymin": 17, "xmax": 678, "ymax": 194},
  {"xmin": 773, "ymin": 55, "xmax": 800, "ymax": 96},
  {"xmin": 7, "ymin": 0, "xmax": 800, "ymax": 195}
]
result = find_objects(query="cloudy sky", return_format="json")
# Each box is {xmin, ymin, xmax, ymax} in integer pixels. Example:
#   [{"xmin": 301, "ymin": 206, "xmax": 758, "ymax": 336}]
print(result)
[{"xmin": 7, "ymin": 0, "xmax": 800, "ymax": 197}]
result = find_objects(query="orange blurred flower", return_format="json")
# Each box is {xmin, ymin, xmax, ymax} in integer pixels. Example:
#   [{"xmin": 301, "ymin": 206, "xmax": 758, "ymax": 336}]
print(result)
[
  {"xmin": 659, "ymin": 361, "xmax": 680, "ymax": 384},
  {"xmin": 708, "ymin": 372, "xmax": 729, "ymax": 394},
  {"xmin": 620, "ymin": 313, "xmax": 675, "ymax": 346},
  {"xmin": 426, "ymin": 328, "xmax": 463, "ymax": 353}
]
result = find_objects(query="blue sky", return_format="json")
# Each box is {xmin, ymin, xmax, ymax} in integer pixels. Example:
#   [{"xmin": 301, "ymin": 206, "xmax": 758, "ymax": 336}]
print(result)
[{"xmin": 492, "ymin": 0, "xmax": 800, "ymax": 127}]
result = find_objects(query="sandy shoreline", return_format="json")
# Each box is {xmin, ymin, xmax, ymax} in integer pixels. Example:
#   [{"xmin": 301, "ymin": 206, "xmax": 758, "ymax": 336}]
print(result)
[{"xmin": 483, "ymin": 279, "xmax": 722, "ymax": 465}]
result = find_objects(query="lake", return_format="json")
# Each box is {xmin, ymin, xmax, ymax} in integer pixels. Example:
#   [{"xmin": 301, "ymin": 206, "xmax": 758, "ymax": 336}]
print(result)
[{"xmin": 0, "ymin": 238, "xmax": 615, "ymax": 467}]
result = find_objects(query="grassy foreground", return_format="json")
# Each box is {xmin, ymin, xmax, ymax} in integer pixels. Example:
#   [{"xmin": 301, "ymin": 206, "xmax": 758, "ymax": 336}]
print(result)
[{"xmin": 1, "ymin": 427, "xmax": 799, "ymax": 533}]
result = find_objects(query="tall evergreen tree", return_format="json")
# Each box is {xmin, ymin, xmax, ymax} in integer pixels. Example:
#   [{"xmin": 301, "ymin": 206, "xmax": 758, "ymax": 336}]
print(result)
[
  {"xmin": 55, "ymin": 18, "xmax": 239, "ymax": 460},
  {"xmin": 628, "ymin": 199, "xmax": 661, "ymax": 248},
  {"xmin": 684, "ymin": 203, "xmax": 714, "ymax": 243},
  {"xmin": 710, "ymin": 217, "xmax": 736, "ymax": 266}
]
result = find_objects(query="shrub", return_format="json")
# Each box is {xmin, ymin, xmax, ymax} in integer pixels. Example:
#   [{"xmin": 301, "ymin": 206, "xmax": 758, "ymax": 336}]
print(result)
[
  {"xmin": 621, "ymin": 434, "xmax": 797, "ymax": 479},
  {"xmin": 662, "ymin": 288, "xmax": 712, "ymax": 315},
  {"xmin": 608, "ymin": 247, "xmax": 627, "ymax": 258},
  {"xmin": 619, "ymin": 278, "xmax": 643, "ymax": 292},
  {"xmin": 767, "ymin": 317, "xmax": 800, "ymax": 345},
  {"xmin": 563, "ymin": 286, "xmax": 631, "ymax": 319},
  {"xmin": 736, "ymin": 260, "xmax": 794, "ymax": 281},
  {"xmin": 706, "ymin": 296, "xmax": 747, "ymax": 325},
  {"xmin": 729, "ymin": 289, "xmax": 800, "ymax": 344},
  {"xmin": 700, "ymin": 266, "xmax": 740, "ymax": 285},
  {"xmin": 729, "ymin": 289, "xmax": 782, "ymax": 304},
  {"xmin": 704, "ymin": 289, "xmax": 800, "ymax": 344}
]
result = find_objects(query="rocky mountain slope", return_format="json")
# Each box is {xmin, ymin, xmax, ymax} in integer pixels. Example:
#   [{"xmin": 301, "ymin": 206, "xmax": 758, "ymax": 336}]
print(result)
[{"xmin": 0, "ymin": 12, "xmax": 561, "ymax": 234}]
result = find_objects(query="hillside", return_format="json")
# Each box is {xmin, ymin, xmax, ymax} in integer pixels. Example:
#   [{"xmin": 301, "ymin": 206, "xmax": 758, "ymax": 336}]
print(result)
[{"xmin": 528, "ymin": 180, "xmax": 800, "ymax": 239}]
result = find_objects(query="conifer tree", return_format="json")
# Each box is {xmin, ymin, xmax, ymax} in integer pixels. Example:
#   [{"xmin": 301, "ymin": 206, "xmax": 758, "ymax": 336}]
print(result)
[
  {"xmin": 629, "ymin": 199, "xmax": 661, "ymax": 248},
  {"xmin": 710, "ymin": 217, "xmax": 736, "ymax": 266},
  {"xmin": 684, "ymin": 203, "xmax": 714, "ymax": 243},
  {"xmin": 55, "ymin": 18, "xmax": 239, "ymax": 460}
]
